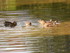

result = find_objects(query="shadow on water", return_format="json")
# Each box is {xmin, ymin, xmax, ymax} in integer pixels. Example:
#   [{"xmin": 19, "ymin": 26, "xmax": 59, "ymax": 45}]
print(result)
[
  {"xmin": 0, "ymin": 35, "xmax": 70, "ymax": 53},
  {"xmin": 25, "ymin": 35, "xmax": 70, "ymax": 53},
  {"xmin": 0, "ymin": 10, "xmax": 70, "ymax": 53}
]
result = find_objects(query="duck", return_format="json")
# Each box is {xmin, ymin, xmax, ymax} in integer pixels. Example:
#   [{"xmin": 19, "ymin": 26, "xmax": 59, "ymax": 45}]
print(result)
[
  {"xmin": 4, "ymin": 21, "xmax": 11, "ymax": 27},
  {"xmin": 10, "ymin": 21, "xmax": 17, "ymax": 28},
  {"xmin": 4, "ymin": 21, "xmax": 17, "ymax": 28}
]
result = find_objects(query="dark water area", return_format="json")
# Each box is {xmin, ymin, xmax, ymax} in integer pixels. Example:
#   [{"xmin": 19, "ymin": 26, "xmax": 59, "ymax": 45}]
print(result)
[
  {"xmin": 0, "ymin": 10, "xmax": 70, "ymax": 53},
  {"xmin": 29, "ymin": 8, "xmax": 70, "ymax": 21},
  {"xmin": 0, "ymin": 35, "xmax": 70, "ymax": 53},
  {"xmin": 17, "ymin": 3, "xmax": 70, "ymax": 21},
  {"xmin": 28, "ymin": 35, "xmax": 70, "ymax": 53}
]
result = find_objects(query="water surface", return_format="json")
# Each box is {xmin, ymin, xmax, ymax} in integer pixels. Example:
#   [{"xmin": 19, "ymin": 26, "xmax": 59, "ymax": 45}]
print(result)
[{"xmin": 0, "ymin": 10, "xmax": 70, "ymax": 53}]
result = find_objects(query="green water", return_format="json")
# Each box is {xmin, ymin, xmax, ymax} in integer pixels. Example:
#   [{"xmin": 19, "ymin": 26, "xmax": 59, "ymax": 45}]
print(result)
[
  {"xmin": 0, "ymin": 11, "xmax": 69, "ymax": 53},
  {"xmin": 30, "ymin": 35, "xmax": 70, "ymax": 53},
  {"xmin": 17, "ymin": 3, "xmax": 70, "ymax": 21},
  {"xmin": 0, "ymin": 2, "xmax": 70, "ymax": 53}
]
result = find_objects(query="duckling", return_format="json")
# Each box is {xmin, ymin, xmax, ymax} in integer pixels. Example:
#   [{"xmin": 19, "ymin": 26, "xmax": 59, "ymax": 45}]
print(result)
[
  {"xmin": 44, "ymin": 22, "xmax": 53, "ymax": 28},
  {"xmin": 45, "ymin": 19, "xmax": 53, "ymax": 27},
  {"xmin": 38, "ymin": 20, "xmax": 46, "ymax": 25},
  {"xmin": 53, "ymin": 21, "xmax": 60, "ymax": 26},
  {"xmin": 49, "ymin": 19, "xmax": 53, "ymax": 22},
  {"xmin": 25, "ymin": 21, "xmax": 32, "ymax": 27},
  {"xmin": 38, "ymin": 19, "xmax": 46, "ymax": 28}
]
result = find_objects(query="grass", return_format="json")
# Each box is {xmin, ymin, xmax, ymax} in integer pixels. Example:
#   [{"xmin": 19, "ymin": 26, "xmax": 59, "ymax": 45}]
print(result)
[{"xmin": 30, "ymin": 21, "xmax": 70, "ymax": 36}]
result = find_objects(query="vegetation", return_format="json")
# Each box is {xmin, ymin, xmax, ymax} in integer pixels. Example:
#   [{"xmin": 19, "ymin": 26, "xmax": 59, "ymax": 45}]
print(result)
[{"xmin": 0, "ymin": 0, "xmax": 16, "ymax": 11}]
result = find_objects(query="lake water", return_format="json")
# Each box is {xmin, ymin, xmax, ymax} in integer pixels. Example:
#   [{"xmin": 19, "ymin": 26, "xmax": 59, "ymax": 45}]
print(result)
[{"xmin": 0, "ymin": 10, "xmax": 70, "ymax": 53}]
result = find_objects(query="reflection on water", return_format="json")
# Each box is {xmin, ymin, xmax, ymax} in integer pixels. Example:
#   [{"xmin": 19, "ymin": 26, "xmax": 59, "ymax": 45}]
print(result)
[
  {"xmin": 25, "ymin": 36, "xmax": 70, "ymax": 53},
  {"xmin": 0, "ymin": 11, "xmax": 70, "ymax": 53},
  {"xmin": 0, "ymin": 35, "xmax": 70, "ymax": 53}
]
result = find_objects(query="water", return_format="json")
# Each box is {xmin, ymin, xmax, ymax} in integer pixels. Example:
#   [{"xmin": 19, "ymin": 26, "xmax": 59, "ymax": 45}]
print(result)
[{"xmin": 0, "ymin": 10, "xmax": 70, "ymax": 53}]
